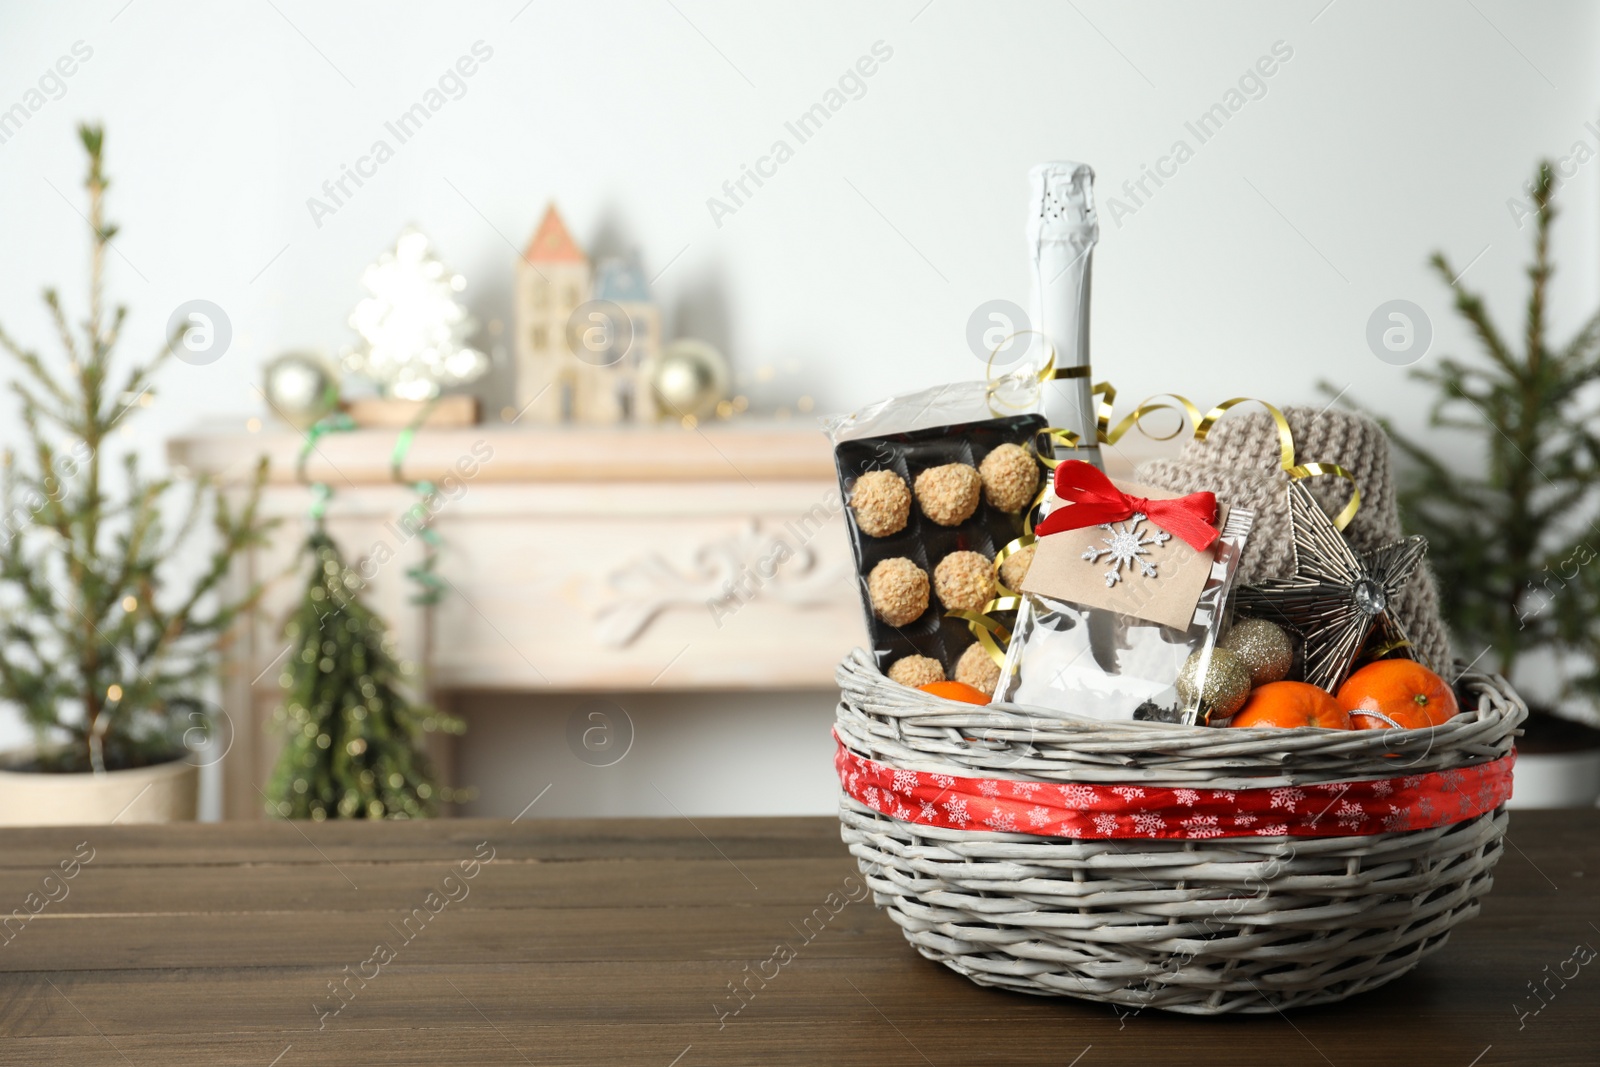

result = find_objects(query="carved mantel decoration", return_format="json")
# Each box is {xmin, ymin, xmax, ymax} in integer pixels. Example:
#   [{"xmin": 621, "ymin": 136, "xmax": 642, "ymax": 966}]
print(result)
[{"xmin": 169, "ymin": 422, "xmax": 861, "ymax": 819}]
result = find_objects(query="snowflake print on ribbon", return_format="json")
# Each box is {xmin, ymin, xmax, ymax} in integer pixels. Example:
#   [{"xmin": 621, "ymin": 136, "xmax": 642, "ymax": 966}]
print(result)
[
  {"xmin": 1082, "ymin": 512, "xmax": 1172, "ymax": 588},
  {"xmin": 1335, "ymin": 800, "xmax": 1366, "ymax": 832},
  {"xmin": 1059, "ymin": 784, "xmax": 1097, "ymax": 808},
  {"xmin": 832, "ymin": 738, "xmax": 1513, "ymax": 842},
  {"xmin": 943, "ymin": 797, "xmax": 971, "ymax": 827},
  {"xmin": 1269, "ymin": 787, "xmax": 1305, "ymax": 811},
  {"xmin": 984, "ymin": 810, "xmax": 1019, "ymax": 833},
  {"xmin": 1133, "ymin": 813, "xmax": 1166, "ymax": 835}
]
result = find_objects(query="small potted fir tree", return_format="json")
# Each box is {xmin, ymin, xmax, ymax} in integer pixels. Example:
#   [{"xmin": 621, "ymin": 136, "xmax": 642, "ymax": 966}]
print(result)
[
  {"xmin": 0, "ymin": 125, "xmax": 271, "ymax": 823},
  {"xmin": 1383, "ymin": 161, "xmax": 1600, "ymax": 806}
]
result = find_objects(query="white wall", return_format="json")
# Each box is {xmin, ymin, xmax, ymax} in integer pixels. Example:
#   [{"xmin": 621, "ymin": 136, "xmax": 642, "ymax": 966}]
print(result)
[
  {"xmin": 457, "ymin": 691, "xmax": 839, "ymax": 819},
  {"xmin": 2, "ymin": 1, "xmax": 1597, "ymax": 809}
]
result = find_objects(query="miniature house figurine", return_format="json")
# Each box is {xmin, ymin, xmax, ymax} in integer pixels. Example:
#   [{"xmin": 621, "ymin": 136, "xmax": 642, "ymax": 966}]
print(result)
[
  {"xmin": 515, "ymin": 205, "xmax": 587, "ymax": 422},
  {"xmin": 592, "ymin": 258, "xmax": 660, "ymax": 421},
  {"xmin": 514, "ymin": 204, "xmax": 660, "ymax": 424}
]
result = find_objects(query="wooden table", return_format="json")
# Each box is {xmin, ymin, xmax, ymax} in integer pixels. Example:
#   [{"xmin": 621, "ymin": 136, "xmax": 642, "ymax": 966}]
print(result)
[{"xmin": 0, "ymin": 812, "xmax": 1594, "ymax": 1066}]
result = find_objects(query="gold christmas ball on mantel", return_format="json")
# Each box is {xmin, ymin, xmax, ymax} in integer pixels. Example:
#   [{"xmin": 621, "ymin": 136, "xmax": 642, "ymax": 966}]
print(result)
[
  {"xmin": 263, "ymin": 351, "xmax": 340, "ymax": 429},
  {"xmin": 646, "ymin": 338, "xmax": 729, "ymax": 421}
]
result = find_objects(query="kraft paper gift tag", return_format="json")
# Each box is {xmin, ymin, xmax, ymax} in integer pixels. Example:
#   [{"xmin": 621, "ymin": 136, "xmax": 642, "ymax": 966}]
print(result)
[{"xmin": 1021, "ymin": 479, "xmax": 1225, "ymax": 631}]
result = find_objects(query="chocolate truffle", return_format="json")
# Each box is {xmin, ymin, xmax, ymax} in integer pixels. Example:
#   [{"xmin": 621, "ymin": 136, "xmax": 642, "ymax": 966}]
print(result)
[
  {"xmin": 849, "ymin": 470, "xmax": 910, "ymax": 538},
  {"xmin": 955, "ymin": 642, "xmax": 1001, "ymax": 696},
  {"xmin": 934, "ymin": 551, "xmax": 995, "ymax": 613},
  {"xmin": 998, "ymin": 543, "xmax": 1037, "ymax": 592},
  {"xmin": 887, "ymin": 655, "xmax": 944, "ymax": 689},
  {"xmin": 913, "ymin": 463, "xmax": 981, "ymax": 527},
  {"xmin": 867, "ymin": 557, "xmax": 929, "ymax": 627},
  {"xmin": 979, "ymin": 443, "xmax": 1040, "ymax": 513}
]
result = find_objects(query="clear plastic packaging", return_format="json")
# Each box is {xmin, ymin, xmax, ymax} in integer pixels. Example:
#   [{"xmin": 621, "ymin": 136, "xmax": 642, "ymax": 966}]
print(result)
[
  {"xmin": 824, "ymin": 376, "xmax": 1049, "ymax": 680},
  {"xmin": 824, "ymin": 373, "xmax": 1042, "ymax": 445},
  {"xmin": 996, "ymin": 507, "xmax": 1256, "ymax": 723}
]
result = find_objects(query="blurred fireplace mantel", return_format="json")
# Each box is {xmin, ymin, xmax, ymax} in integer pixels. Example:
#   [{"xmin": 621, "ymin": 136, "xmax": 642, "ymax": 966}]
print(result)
[{"xmin": 168, "ymin": 421, "xmax": 862, "ymax": 819}]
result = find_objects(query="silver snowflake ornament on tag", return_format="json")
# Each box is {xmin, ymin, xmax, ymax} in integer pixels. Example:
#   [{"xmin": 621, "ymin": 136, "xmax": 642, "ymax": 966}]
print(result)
[{"xmin": 1081, "ymin": 512, "xmax": 1171, "ymax": 587}]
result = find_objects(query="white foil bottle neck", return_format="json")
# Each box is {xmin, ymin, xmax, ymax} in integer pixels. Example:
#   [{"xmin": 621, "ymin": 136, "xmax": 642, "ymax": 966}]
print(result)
[
  {"xmin": 1027, "ymin": 162, "xmax": 1098, "ymax": 254},
  {"xmin": 1026, "ymin": 160, "xmax": 1101, "ymax": 470}
]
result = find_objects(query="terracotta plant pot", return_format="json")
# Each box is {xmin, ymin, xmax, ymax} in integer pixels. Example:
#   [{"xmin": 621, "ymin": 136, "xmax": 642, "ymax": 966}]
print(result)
[{"xmin": 0, "ymin": 750, "xmax": 198, "ymax": 825}]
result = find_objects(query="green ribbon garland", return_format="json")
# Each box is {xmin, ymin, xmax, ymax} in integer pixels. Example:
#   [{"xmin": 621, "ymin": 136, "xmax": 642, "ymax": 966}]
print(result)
[
  {"xmin": 295, "ymin": 412, "xmax": 358, "ymax": 525},
  {"xmin": 390, "ymin": 400, "xmax": 446, "ymax": 607},
  {"xmin": 296, "ymin": 404, "xmax": 449, "ymax": 607}
]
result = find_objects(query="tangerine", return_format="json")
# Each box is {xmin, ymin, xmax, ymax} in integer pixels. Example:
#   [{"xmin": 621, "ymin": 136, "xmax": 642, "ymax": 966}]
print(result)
[
  {"xmin": 1338, "ymin": 660, "xmax": 1458, "ymax": 730},
  {"xmin": 918, "ymin": 680, "xmax": 992, "ymax": 706},
  {"xmin": 1228, "ymin": 681, "xmax": 1350, "ymax": 729}
]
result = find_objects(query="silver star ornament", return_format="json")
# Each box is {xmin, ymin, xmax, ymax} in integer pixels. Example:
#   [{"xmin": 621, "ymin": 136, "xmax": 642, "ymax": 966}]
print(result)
[{"xmin": 1233, "ymin": 480, "xmax": 1427, "ymax": 692}]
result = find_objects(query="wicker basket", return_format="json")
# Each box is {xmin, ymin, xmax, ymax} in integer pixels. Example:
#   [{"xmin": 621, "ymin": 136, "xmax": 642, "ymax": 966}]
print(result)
[{"xmin": 834, "ymin": 649, "xmax": 1526, "ymax": 1014}]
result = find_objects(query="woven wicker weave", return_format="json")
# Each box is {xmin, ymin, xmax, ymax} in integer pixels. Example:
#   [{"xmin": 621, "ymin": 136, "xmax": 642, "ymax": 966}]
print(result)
[{"xmin": 834, "ymin": 649, "xmax": 1526, "ymax": 1014}]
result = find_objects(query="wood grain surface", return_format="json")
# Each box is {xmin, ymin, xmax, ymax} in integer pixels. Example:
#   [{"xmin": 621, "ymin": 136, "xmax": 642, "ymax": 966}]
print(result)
[{"xmin": 0, "ymin": 813, "xmax": 1594, "ymax": 1066}]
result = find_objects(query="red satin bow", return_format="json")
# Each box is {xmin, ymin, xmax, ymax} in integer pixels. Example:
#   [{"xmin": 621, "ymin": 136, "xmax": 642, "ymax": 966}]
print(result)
[{"xmin": 1034, "ymin": 460, "xmax": 1219, "ymax": 551}]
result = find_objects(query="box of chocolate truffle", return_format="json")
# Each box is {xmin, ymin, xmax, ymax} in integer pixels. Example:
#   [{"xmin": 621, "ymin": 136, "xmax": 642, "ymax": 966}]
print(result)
[{"xmin": 825, "ymin": 379, "xmax": 1052, "ymax": 693}]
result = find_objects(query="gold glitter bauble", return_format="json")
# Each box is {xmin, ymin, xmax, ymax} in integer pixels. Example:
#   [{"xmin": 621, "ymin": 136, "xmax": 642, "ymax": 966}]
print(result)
[
  {"xmin": 1221, "ymin": 618, "xmax": 1294, "ymax": 686},
  {"xmin": 1176, "ymin": 647, "xmax": 1252, "ymax": 719},
  {"xmin": 263, "ymin": 351, "xmax": 339, "ymax": 429},
  {"xmin": 646, "ymin": 338, "xmax": 729, "ymax": 419}
]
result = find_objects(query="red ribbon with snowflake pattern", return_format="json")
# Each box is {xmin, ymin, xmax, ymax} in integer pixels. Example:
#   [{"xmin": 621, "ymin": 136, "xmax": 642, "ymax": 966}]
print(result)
[{"xmin": 834, "ymin": 735, "xmax": 1514, "ymax": 839}]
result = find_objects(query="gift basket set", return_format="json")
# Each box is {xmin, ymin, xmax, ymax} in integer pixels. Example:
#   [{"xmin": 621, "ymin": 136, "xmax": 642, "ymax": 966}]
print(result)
[{"xmin": 823, "ymin": 163, "xmax": 1525, "ymax": 1015}]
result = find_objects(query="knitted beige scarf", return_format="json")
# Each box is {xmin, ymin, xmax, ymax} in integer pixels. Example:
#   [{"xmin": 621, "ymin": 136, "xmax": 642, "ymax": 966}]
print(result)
[{"xmin": 1135, "ymin": 405, "xmax": 1453, "ymax": 673}]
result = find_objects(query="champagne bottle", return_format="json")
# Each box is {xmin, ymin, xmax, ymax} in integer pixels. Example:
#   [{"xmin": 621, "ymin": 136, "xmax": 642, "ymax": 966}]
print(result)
[{"xmin": 1026, "ymin": 162, "xmax": 1101, "ymax": 470}]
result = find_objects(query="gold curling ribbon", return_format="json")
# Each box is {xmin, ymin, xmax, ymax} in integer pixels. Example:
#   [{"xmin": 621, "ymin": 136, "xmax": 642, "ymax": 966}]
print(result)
[
  {"xmin": 984, "ymin": 330, "xmax": 1055, "ymax": 415},
  {"xmin": 1193, "ymin": 397, "xmax": 1362, "ymax": 532},
  {"xmin": 989, "ymin": 427, "xmax": 1079, "ymax": 604},
  {"xmin": 972, "ymin": 428, "xmax": 1078, "ymax": 664},
  {"xmin": 983, "ymin": 333, "xmax": 1093, "ymax": 416},
  {"xmin": 944, "ymin": 608, "xmax": 1012, "ymax": 669},
  {"xmin": 1093, "ymin": 390, "xmax": 1362, "ymax": 532},
  {"xmin": 962, "ymin": 371, "xmax": 1367, "ymax": 668},
  {"xmin": 992, "ymin": 538, "xmax": 1029, "ymax": 601},
  {"xmin": 969, "ymin": 347, "xmax": 1364, "ymax": 668}
]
